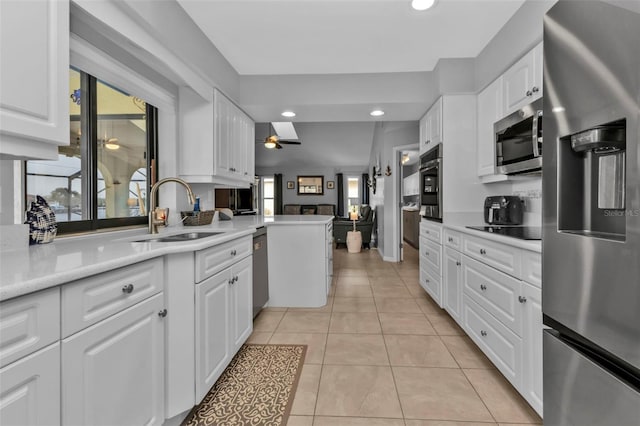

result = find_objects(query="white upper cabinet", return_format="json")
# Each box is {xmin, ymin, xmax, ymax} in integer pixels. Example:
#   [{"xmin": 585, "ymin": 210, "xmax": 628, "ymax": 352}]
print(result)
[
  {"xmin": 502, "ymin": 42, "xmax": 543, "ymax": 115},
  {"xmin": 0, "ymin": 0, "xmax": 69, "ymax": 160},
  {"xmin": 179, "ymin": 88, "xmax": 255, "ymax": 187},
  {"xmin": 419, "ymin": 97, "xmax": 443, "ymax": 155},
  {"xmin": 477, "ymin": 77, "xmax": 504, "ymax": 178}
]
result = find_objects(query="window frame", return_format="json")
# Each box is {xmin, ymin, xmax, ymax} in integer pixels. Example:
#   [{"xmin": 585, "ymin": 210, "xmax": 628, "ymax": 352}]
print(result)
[
  {"xmin": 262, "ymin": 176, "xmax": 275, "ymax": 217},
  {"xmin": 24, "ymin": 69, "xmax": 158, "ymax": 234}
]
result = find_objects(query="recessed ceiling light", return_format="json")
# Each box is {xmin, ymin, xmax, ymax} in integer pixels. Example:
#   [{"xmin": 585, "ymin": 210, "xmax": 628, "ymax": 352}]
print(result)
[
  {"xmin": 281, "ymin": 111, "xmax": 296, "ymax": 118},
  {"xmin": 370, "ymin": 110, "xmax": 385, "ymax": 117},
  {"xmin": 411, "ymin": 0, "xmax": 436, "ymax": 11}
]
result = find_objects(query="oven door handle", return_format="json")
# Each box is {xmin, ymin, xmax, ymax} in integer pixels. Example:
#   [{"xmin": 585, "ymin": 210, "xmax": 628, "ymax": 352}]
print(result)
[
  {"xmin": 532, "ymin": 110, "xmax": 543, "ymax": 157},
  {"xmin": 420, "ymin": 158, "xmax": 441, "ymax": 171}
]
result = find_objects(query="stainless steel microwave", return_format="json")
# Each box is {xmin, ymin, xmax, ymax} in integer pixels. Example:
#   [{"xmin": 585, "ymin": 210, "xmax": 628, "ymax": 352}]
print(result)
[{"xmin": 495, "ymin": 98, "xmax": 543, "ymax": 174}]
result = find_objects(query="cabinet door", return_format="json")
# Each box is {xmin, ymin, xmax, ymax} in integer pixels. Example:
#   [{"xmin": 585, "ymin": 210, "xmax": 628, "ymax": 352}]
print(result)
[
  {"xmin": 502, "ymin": 50, "xmax": 535, "ymax": 114},
  {"xmin": 419, "ymin": 114, "xmax": 428, "ymax": 154},
  {"xmin": 521, "ymin": 282, "xmax": 543, "ymax": 416},
  {"xmin": 196, "ymin": 269, "xmax": 230, "ymax": 402},
  {"xmin": 477, "ymin": 77, "xmax": 503, "ymax": 177},
  {"xmin": 0, "ymin": 0, "xmax": 69, "ymax": 159},
  {"xmin": 429, "ymin": 98, "xmax": 443, "ymax": 145},
  {"xmin": 532, "ymin": 42, "xmax": 543, "ymax": 100},
  {"xmin": 0, "ymin": 343, "xmax": 60, "ymax": 426},
  {"xmin": 443, "ymin": 248, "xmax": 462, "ymax": 324},
  {"xmin": 214, "ymin": 92, "xmax": 233, "ymax": 178},
  {"xmin": 62, "ymin": 294, "xmax": 165, "ymax": 426},
  {"xmin": 231, "ymin": 256, "xmax": 253, "ymax": 352}
]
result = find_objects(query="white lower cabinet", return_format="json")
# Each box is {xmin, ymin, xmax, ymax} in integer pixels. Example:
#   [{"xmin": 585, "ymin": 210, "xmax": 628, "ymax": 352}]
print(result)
[
  {"xmin": 196, "ymin": 255, "xmax": 252, "ymax": 402},
  {"xmin": 62, "ymin": 293, "xmax": 165, "ymax": 426},
  {"xmin": 0, "ymin": 343, "xmax": 60, "ymax": 426},
  {"xmin": 521, "ymin": 281, "xmax": 543, "ymax": 415},
  {"xmin": 443, "ymin": 247, "xmax": 462, "ymax": 324},
  {"xmin": 464, "ymin": 294, "xmax": 522, "ymax": 386},
  {"xmin": 444, "ymin": 226, "xmax": 543, "ymax": 417}
]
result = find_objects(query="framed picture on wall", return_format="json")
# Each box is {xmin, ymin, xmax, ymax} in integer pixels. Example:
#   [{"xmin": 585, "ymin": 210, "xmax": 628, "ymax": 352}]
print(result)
[
  {"xmin": 287, "ymin": 181, "xmax": 295, "ymax": 189},
  {"xmin": 327, "ymin": 181, "xmax": 335, "ymax": 189}
]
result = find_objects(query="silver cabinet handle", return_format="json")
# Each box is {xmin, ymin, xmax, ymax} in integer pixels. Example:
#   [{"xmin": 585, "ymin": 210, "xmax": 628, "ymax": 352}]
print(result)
[
  {"xmin": 158, "ymin": 309, "xmax": 168, "ymax": 318},
  {"xmin": 532, "ymin": 86, "xmax": 539, "ymax": 93},
  {"xmin": 480, "ymin": 330, "xmax": 487, "ymax": 337},
  {"xmin": 518, "ymin": 296, "xmax": 527, "ymax": 303},
  {"xmin": 122, "ymin": 284, "xmax": 134, "ymax": 294},
  {"xmin": 480, "ymin": 249, "xmax": 487, "ymax": 255},
  {"xmin": 526, "ymin": 90, "xmax": 532, "ymax": 96},
  {"xmin": 229, "ymin": 278, "xmax": 234, "ymax": 285},
  {"xmin": 456, "ymin": 261, "xmax": 461, "ymax": 266},
  {"xmin": 480, "ymin": 284, "xmax": 487, "ymax": 291},
  {"xmin": 234, "ymin": 275, "xmax": 239, "ymax": 283}
]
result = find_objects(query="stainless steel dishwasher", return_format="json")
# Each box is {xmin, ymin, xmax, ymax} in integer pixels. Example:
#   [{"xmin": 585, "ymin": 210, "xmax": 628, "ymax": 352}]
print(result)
[{"xmin": 252, "ymin": 227, "xmax": 269, "ymax": 318}]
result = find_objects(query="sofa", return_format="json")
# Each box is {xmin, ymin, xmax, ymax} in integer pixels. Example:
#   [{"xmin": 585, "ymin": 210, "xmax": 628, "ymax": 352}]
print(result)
[
  {"xmin": 333, "ymin": 205, "xmax": 375, "ymax": 249},
  {"xmin": 283, "ymin": 204, "xmax": 336, "ymax": 215}
]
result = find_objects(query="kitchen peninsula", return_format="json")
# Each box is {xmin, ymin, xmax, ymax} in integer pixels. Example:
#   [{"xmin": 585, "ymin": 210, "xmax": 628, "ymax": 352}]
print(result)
[{"xmin": 0, "ymin": 214, "xmax": 333, "ymax": 425}]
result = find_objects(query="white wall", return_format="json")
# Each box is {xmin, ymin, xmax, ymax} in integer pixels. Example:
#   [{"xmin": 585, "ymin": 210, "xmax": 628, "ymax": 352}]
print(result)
[{"xmin": 368, "ymin": 121, "xmax": 419, "ymax": 260}]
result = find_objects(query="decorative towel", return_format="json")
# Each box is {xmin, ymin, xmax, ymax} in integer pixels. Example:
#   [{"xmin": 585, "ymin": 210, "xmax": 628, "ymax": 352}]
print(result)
[{"xmin": 25, "ymin": 196, "xmax": 57, "ymax": 245}]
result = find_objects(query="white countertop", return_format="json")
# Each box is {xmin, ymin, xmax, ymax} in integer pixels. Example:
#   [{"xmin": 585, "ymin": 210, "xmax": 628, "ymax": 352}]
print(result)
[
  {"xmin": 0, "ymin": 214, "xmax": 332, "ymax": 302},
  {"xmin": 422, "ymin": 212, "xmax": 543, "ymax": 253}
]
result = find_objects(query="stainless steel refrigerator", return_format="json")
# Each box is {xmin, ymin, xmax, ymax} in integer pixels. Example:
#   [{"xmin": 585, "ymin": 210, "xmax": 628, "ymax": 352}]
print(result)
[{"xmin": 542, "ymin": 1, "xmax": 640, "ymax": 424}]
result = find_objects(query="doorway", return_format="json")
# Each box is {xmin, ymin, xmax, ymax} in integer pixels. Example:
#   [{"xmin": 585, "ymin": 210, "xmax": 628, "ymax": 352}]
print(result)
[{"xmin": 393, "ymin": 144, "xmax": 419, "ymax": 262}]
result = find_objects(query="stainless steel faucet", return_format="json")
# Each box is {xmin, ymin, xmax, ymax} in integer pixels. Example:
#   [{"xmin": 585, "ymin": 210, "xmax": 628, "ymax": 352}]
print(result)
[{"xmin": 148, "ymin": 177, "xmax": 196, "ymax": 234}]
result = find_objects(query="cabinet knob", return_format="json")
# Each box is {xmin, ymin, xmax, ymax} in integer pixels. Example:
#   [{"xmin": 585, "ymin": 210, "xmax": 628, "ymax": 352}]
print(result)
[
  {"xmin": 448, "ymin": 237, "xmax": 453, "ymax": 242},
  {"xmin": 228, "ymin": 278, "xmax": 234, "ymax": 285},
  {"xmin": 456, "ymin": 261, "xmax": 461, "ymax": 266},
  {"xmin": 480, "ymin": 284, "xmax": 487, "ymax": 291},
  {"xmin": 426, "ymin": 230, "xmax": 430, "ymax": 234},
  {"xmin": 158, "ymin": 309, "xmax": 168, "ymax": 318},
  {"xmin": 234, "ymin": 275, "xmax": 239, "ymax": 283},
  {"xmin": 526, "ymin": 90, "xmax": 533, "ymax": 97},
  {"xmin": 480, "ymin": 330, "xmax": 487, "ymax": 337},
  {"xmin": 231, "ymin": 249, "xmax": 237, "ymax": 256},
  {"xmin": 532, "ymin": 86, "xmax": 539, "ymax": 93},
  {"xmin": 518, "ymin": 296, "xmax": 527, "ymax": 303},
  {"xmin": 425, "ymin": 251, "xmax": 429, "ymax": 256},
  {"xmin": 480, "ymin": 249, "xmax": 487, "ymax": 255},
  {"xmin": 122, "ymin": 284, "xmax": 134, "ymax": 294},
  {"xmin": 425, "ymin": 278, "xmax": 430, "ymax": 283}
]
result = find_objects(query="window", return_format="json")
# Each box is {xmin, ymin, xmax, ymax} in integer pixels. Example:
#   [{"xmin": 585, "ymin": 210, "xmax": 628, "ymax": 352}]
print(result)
[
  {"xmin": 26, "ymin": 68, "xmax": 157, "ymax": 233},
  {"xmin": 347, "ymin": 176, "xmax": 360, "ymax": 214},
  {"xmin": 263, "ymin": 177, "xmax": 275, "ymax": 217}
]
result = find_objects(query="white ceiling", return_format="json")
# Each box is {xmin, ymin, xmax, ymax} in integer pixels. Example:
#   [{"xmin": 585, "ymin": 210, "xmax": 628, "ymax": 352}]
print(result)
[{"xmin": 177, "ymin": 0, "xmax": 526, "ymax": 75}]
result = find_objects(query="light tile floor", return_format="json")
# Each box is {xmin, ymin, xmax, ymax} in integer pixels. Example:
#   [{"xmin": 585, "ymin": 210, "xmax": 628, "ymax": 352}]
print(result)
[{"xmin": 249, "ymin": 245, "xmax": 542, "ymax": 426}]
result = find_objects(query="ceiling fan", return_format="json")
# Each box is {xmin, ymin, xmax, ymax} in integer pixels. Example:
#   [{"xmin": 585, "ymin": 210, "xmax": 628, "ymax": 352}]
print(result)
[{"xmin": 257, "ymin": 122, "xmax": 301, "ymax": 149}]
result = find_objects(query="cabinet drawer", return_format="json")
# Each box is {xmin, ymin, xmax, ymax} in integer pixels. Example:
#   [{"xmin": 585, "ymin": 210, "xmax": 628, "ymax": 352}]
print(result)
[
  {"xmin": 0, "ymin": 288, "xmax": 60, "ymax": 368},
  {"xmin": 463, "ymin": 295, "xmax": 521, "ymax": 387},
  {"xmin": 195, "ymin": 236, "xmax": 252, "ymax": 283},
  {"xmin": 420, "ymin": 237, "xmax": 442, "ymax": 275},
  {"xmin": 420, "ymin": 266, "xmax": 442, "ymax": 306},
  {"xmin": 444, "ymin": 229, "xmax": 462, "ymax": 251},
  {"xmin": 62, "ymin": 258, "xmax": 163, "ymax": 337},
  {"xmin": 463, "ymin": 255, "xmax": 522, "ymax": 336},
  {"xmin": 463, "ymin": 234, "xmax": 521, "ymax": 278},
  {"xmin": 420, "ymin": 220, "xmax": 442, "ymax": 244},
  {"xmin": 521, "ymin": 250, "xmax": 541, "ymax": 288}
]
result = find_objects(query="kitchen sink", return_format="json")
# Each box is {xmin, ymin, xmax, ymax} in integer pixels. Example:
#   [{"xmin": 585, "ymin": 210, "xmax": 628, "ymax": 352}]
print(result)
[{"xmin": 134, "ymin": 231, "xmax": 225, "ymax": 243}]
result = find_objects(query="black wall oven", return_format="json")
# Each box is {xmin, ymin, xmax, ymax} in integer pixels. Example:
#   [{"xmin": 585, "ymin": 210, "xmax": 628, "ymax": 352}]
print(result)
[{"xmin": 419, "ymin": 144, "xmax": 442, "ymax": 221}]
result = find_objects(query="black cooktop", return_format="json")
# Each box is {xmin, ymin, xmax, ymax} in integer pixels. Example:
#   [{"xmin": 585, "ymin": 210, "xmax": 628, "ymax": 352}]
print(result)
[{"xmin": 466, "ymin": 225, "xmax": 542, "ymax": 240}]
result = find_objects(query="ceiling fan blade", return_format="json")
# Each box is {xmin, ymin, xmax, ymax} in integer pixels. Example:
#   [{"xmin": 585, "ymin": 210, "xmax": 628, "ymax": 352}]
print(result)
[{"xmin": 278, "ymin": 140, "xmax": 302, "ymax": 145}]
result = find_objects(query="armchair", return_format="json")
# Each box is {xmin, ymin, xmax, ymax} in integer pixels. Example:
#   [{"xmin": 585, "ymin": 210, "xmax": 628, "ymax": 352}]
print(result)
[{"xmin": 333, "ymin": 205, "xmax": 375, "ymax": 249}]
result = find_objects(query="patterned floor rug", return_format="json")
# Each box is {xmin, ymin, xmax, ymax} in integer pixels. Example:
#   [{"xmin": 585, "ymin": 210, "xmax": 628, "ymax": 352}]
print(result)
[{"xmin": 183, "ymin": 344, "xmax": 307, "ymax": 426}]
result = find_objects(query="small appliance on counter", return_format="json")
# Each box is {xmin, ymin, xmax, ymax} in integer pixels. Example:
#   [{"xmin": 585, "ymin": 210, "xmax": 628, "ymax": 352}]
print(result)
[{"xmin": 483, "ymin": 195, "xmax": 524, "ymax": 225}]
